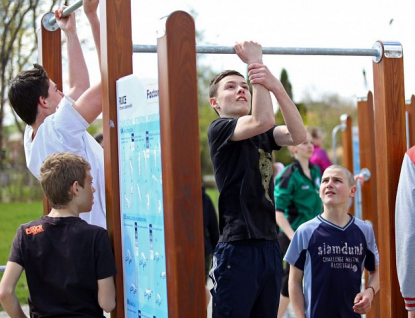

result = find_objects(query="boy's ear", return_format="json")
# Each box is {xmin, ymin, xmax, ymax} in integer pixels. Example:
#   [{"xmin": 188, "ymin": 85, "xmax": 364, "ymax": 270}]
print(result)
[
  {"xmin": 210, "ymin": 97, "xmax": 219, "ymax": 110},
  {"xmin": 38, "ymin": 96, "xmax": 47, "ymax": 108},
  {"xmin": 70, "ymin": 181, "xmax": 79, "ymax": 195},
  {"xmin": 349, "ymin": 185, "xmax": 357, "ymax": 198}
]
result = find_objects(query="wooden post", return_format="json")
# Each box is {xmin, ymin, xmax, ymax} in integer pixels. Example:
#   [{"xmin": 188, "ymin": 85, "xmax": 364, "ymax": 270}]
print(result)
[
  {"xmin": 101, "ymin": 1, "xmax": 133, "ymax": 317},
  {"xmin": 157, "ymin": 11, "xmax": 206, "ymax": 317},
  {"xmin": 405, "ymin": 95, "xmax": 415, "ymax": 148},
  {"xmin": 341, "ymin": 115, "xmax": 354, "ymax": 213},
  {"xmin": 38, "ymin": 17, "xmax": 62, "ymax": 215},
  {"xmin": 372, "ymin": 41, "xmax": 406, "ymax": 317},
  {"xmin": 357, "ymin": 91, "xmax": 379, "ymax": 318}
]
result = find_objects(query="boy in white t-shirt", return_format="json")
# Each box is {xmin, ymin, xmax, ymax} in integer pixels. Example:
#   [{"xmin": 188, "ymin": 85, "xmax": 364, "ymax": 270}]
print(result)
[{"xmin": 8, "ymin": 1, "xmax": 106, "ymax": 228}]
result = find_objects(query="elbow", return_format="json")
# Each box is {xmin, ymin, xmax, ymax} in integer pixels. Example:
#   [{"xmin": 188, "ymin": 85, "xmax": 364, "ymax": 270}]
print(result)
[
  {"xmin": 261, "ymin": 117, "xmax": 276, "ymax": 132},
  {"xmin": 100, "ymin": 299, "xmax": 116, "ymax": 313},
  {"xmin": 292, "ymin": 128, "xmax": 307, "ymax": 145},
  {"xmin": 0, "ymin": 286, "xmax": 13, "ymax": 304}
]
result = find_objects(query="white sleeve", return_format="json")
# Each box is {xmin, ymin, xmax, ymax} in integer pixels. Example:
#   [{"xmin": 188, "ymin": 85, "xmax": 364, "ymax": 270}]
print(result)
[{"xmin": 395, "ymin": 149, "xmax": 415, "ymax": 310}]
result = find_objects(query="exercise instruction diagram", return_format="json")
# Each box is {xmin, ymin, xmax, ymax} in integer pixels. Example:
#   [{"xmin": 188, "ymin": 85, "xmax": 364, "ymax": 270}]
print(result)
[{"xmin": 117, "ymin": 75, "xmax": 168, "ymax": 318}]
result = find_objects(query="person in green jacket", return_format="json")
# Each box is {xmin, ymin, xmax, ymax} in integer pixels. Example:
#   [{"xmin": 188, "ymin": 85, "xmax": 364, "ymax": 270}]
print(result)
[{"xmin": 274, "ymin": 131, "xmax": 322, "ymax": 318}]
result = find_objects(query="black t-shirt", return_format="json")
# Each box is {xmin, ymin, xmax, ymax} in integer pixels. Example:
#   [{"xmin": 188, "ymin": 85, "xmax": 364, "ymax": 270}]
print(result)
[
  {"xmin": 208, "ymin": 117, "xmax": 281, "ymax": 242},
  {"xmin": 9, "ymin": 216, "xmax": 116, "ymax": 317}
]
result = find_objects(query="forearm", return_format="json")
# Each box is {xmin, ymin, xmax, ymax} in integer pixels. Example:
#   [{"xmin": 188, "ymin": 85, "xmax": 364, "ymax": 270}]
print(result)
[
  {"xmin": 86, "ymin": 12, "xmax": 101, "ymax": 66},
  {"xmin": 0, "ymin": 293, "xmax": 27, "ymax": 318},
  {"xmin": 251, "ymin": 83, "xmax": 275, "ymax": 127},
  {"xmin": 272, "ymin": 84, "xmax": 306, "ymax": 145},
  {"xmin": 290, "ymin": 282, "xmax": 306, "ymax": 317},
  {"xmin": 65, "ymin": 30, "xmax": 90, "ymax": 99},
  {"xmin": 276, "ymin": 211, "xmax": 294, "ymax": 240},
  {"xmin": 366, "ymin": 267, "xmax": 380, "ymax": 295}
]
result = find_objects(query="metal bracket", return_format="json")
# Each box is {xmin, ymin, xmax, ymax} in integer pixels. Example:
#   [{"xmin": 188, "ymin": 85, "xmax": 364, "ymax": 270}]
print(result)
[
  {"xmin": 41, "ymin": 12, "xmax": 59, "ymax": 32},
  {"xmin": 372, "ymin": 42, "xmax": 383, "ymax": 63}
]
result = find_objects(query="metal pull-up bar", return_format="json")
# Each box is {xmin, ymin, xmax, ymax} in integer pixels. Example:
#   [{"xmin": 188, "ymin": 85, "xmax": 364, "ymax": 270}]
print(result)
[
  {"xmin": 133, "ymin": 44, "xmax": 384, "ymax": 62},
  {"xmin": 41, "ymin": 0, "xmax": 83, "ymax": 31}
]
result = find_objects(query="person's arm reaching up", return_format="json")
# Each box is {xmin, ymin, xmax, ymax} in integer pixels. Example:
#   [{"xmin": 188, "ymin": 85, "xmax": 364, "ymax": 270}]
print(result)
[
  {"xmin": 83, "ymin": 0, "xmax": 101, "ymax": 66},
  {"xmin": 55, "ymin": 6, "xmax": 89, "ymax": 101}
]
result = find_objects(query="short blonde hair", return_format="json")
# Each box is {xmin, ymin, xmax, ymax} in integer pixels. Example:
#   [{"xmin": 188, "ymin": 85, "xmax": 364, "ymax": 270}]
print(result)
[
  {"xmin": 323, "ymin": 165, "xmax": 355, "ymax": 186},
  {"xmin": 40, "ymin": 153, "xmax": 91, "ymax": 209}
]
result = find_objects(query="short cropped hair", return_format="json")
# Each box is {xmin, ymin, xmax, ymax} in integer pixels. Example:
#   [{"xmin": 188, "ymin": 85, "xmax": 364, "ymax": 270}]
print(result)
[
  {"xmin": 8, "ymin": 64, "xmax": 50, "ymax": 125},
  {"xmin": 324, "ymin": 164, "xmax": 356, "ymax": 187},
  {"xmin": 40, "ymin": 153, "xmax": 91, "ymax": 209},
  {"xmin": 208, "ymin": 70, "xmax": 245, "ymax": 98}
]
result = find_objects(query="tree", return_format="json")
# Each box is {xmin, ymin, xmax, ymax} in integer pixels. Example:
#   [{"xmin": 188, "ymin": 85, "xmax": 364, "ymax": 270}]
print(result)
[{"xmin": 0, "ymin": 0, "xmax": 60, "ymax": 170}]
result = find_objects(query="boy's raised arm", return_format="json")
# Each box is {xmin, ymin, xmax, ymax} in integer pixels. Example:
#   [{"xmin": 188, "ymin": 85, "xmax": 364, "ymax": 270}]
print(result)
[
  {"xmin": 232, "ymin": 41, "xmax": 275, "ymax": 141},
  {"xmin": 0, "ymin": 262, "xmax": 27, "ymax": 318},
  {"xmin": 55, "ymin": 6, "xmax": 89, "ymax": 101},
  {"xmin": 289, "ymin": 265, "xmax": 306, "ymax": 317}
]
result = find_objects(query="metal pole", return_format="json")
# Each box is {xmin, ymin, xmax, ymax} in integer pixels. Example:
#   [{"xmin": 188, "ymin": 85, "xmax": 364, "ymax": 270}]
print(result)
[
  {"xmin": 133, "ymin": 44, "xmax": 382, "ymax": 61},
  {"xmin": 41, "ymin": 0, "xmax": 83, "ymax": 31}
]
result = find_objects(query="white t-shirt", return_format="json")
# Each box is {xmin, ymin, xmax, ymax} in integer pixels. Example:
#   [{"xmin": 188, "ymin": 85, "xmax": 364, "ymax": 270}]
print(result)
[{"xmin": 24, "ymin": 96, "xmax": 106, "ymax": 228}]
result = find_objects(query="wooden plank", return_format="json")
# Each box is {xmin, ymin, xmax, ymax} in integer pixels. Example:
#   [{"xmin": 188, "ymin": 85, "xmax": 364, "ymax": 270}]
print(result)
[
  {"xmin": 405, "ymin": 95, "xmax": 415, "ymax": 147},
  {"xmin": 341, "ymin": 115, "xmax": 354, "ymax": 213},
  {"xmin": 38, "ymin": 22, "xmax": 62, "ymax": 215},
  {"xmin": 372, "ymin": 41, "xmax": 406, "ymax": 317},
  {"xmin": 357, "ymin": 91, "xmax": 379, "ymax": 318},
  {"xmin": 157, "ymin": 11, "xmax": 206, "ymax": 317},
  {"xmin": 100, "ymin": 1, "xmax": 133, "ymax": 317}
]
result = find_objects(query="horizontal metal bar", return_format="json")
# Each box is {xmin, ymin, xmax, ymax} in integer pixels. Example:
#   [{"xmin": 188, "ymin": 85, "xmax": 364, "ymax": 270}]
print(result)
[
  {"xmin": 47, "ymin": 0, "xmax": 83, "ymax": 26},
  {"xmin": 133, "ymin": 44, "xmax": 381, "ymax": 58}
]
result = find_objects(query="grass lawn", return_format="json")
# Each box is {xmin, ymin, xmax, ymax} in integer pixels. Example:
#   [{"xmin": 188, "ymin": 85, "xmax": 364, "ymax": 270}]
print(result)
[{"xmin": 0, "ymin": 201, "xmax": 43, "ymax": 311}]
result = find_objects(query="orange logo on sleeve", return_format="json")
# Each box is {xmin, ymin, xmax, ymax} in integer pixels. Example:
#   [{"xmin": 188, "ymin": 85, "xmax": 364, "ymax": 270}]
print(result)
[{"xmin": 25, "ymin": 225, "xmax": 45, "ymax": 235}]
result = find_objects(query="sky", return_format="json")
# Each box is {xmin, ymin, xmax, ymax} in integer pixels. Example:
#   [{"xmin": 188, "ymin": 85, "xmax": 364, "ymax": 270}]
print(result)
[
  {"xmin": 5, "ymin": 0, "xmax": 414, "ymax": 125},
  {"xmin": 130, "ymin": 0, "xmax": 415, "ymax": 103}
]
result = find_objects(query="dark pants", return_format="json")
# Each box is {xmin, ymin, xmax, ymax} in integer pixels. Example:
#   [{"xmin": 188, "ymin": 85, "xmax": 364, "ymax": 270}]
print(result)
[
  {"xmin": 209, "ymin": 239, "xmax": 282, "ymax": 318},
  {"xmin": 277, "ymin": 232, "xmax": 291, "ymax": 297}
]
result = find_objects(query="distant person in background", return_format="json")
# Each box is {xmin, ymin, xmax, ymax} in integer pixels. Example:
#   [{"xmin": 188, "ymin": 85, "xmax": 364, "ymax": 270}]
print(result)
[
  {"xmin": 94, "ymin": 132, "xmax": 104, "ymax": 148},
  {"xmin": 202, "ymin": 186, "xmax": 219, "ymax": 282},
  {"xmin": 309, "ymin": 127, "xmax": 332, "ymax": 174}
]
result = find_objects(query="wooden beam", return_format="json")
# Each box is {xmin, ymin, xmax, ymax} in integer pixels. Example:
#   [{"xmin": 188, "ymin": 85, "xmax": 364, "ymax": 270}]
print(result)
[
  {"xmin": 372, "ymin": 41, "xmax": 406, "ymax": 317},
  {"xmin": 157, "ymin": 11, "xmax": 206, "ymax": 317},
  {"xmin": 405, "ymin": 95, "xmax": 415, "ymax": 148},
  {"xmin": 357, "ymin": 91, "xmax": 379, "ymax": 318},
  {"xmin": 38, "ymin": 18, "xmax": 62, "ymax": 215},
  {"xmin": 341, "ymin": 115, "xmax": 354, "ymax": 213},
  {"xmin": 100, "ymin": 1, "xmax": 133, "ymax": 317}
]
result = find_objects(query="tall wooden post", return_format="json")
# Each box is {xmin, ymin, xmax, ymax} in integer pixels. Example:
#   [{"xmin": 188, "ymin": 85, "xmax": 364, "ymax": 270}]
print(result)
[
  {"xmin": 157, "ymin": 11, "xmax": 206, "ymax": 317},
  {"xmin": 405, "ymin": 95, "xmax": 415, "ymax": 148},
  {"xmin": 101, "ymin": 1, "xmax": 133, "ymax": 317},
  {"xmin": 372, "ymin": 41, "xmax": 406, "ymax": 317},
  {"xmin": 38, "ymin": 16, "xmax": 62, "ymax": 215},
  {"xmin": 341, "ymin": 115, "xmax": 354, "ymax": 213},
  {"xmin": 357, "ymin": 92, "xmax": 379, "ymax": 318}
]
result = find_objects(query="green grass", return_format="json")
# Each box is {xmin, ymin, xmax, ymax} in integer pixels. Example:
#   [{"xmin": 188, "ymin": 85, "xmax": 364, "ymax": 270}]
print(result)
[{"xmin": 0, "ymin": 201, "xmax": 43, "ymax": 311}]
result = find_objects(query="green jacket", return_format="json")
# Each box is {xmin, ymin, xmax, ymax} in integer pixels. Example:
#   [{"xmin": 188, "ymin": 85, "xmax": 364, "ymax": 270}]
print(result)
[{"xmin": 274, "ymin": 160, "xmax": 322, "ymax": 231}]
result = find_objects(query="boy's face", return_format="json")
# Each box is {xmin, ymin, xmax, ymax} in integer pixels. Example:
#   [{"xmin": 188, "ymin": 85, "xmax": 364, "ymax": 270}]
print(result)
[
  {"xmin": 210, "ymin": 75, "xmax": 251, "ymax": 118},
  {"xmin": 77, "ymin": 170, "xmax": 95, "ymax": 213},
  {"xmin": 319, "ymin": 168, "xmax": 356, "ymax": 207}
]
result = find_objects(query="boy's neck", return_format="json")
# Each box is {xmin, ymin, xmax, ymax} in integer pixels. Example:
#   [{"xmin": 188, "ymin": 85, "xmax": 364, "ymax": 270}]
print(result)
[
  {"xmin": 48, "ymin": 208, "xmax": 79, "ymax": 218},
  {"xmin": 321, "ymin": 208, "xmax": 351, "ymax": 227}
]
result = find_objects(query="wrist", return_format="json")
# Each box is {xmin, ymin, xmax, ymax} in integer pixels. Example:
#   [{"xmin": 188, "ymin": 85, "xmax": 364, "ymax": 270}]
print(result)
[{"xmin": 366, "ymin": 285, "xmax": 376, "ymax": 299}]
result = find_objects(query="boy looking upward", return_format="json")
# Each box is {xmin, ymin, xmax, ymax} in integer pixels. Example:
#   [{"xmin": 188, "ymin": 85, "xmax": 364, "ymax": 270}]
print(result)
[
  {"xmin": 208, "ymin": 41, "xmax": 306, "ymax": 317},
  {"xmin": 0, "ymin": 153, "xmax": 116, "ymax": 317},
  {"xmin": 8, "ymin": 1, "xmax": 106, "ymax": 228},
  {"xmin": 286, "ymin": 165, "xmax": 379, "ymax": 317}
]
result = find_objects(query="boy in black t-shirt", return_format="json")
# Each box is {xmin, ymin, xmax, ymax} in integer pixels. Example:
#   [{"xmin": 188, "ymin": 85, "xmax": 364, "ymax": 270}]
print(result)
[
  {"xmin": 0, "ymin": 153, "xmax": 116, "ymax": 317},
  {"xmin": 207, "ymin": 41, "xmax": 307, "ymax": 318}
]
